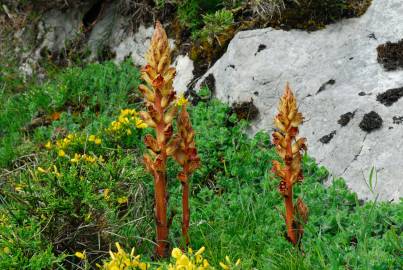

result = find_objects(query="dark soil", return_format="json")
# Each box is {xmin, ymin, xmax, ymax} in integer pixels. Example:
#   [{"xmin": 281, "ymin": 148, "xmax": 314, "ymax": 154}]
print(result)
[
  {"xmin": 338, "ymin": 111, "xmax": 355, "ymax": 126},
  {"xmin": 359, "ymin": 111, "xmax": 383, "ymax": 132},
  {"xmin": 83, "ymin": 0, "xmax": 105, "ymax": 29},
  {"xmin": 392, "ymin": 116, "xmax": 403, "ymax": 124},
  {"xmin": 317, "ymin": 79, "xmax": 336, "ymax": 94},
  {"xmin": 377, "ymin": 39, "xmax": 403, "ymax": 71},
  {"xmin": 255, "ymin": 44, "xmax": 267, "ymax": 55},
  {"xmin": 230, "ymin": 100, "xmax": 259, "ymax": 121},
  {"xmin": 376, "ymin": 87, "xmax": 403, "ymax": 106},
  {"xmin": 319, "ymin": 130, "xmax": 336, "ymax": 144}
]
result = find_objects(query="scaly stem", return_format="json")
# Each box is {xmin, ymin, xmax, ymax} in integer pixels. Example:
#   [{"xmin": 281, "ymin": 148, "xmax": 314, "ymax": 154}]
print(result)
[
  {"xmin": 181, "ymin": 179, "xmax": 190, "ymax": 245},
  {"xmin": 154, "ymin": 170, "xmax": 169, "ymax": 257},
  {"xmin": 285, "ymin": 137, "xmax": 297, "ymax": 245},
  {"xmin": 284, "ymin": 190, "xmax": 296, "ymax": 245}
]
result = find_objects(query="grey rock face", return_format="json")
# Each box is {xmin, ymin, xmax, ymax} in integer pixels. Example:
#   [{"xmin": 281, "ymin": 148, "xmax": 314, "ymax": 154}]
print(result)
[{"xmin": 195, "ymin": 0, "xmax": 403, "ymax": 201}]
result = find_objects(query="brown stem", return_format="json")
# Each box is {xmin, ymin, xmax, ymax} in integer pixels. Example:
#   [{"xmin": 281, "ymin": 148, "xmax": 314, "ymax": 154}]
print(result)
[
  {"xmin": 153, "ymin": 169, "xmax": 169, "ymax": 257},
  {"xmin": 181, "ymin": 179, "xmax": 190, "ymax": 245},
  {"xmin": 285, "ymin": 134, "xmax": 297, "ymax": 245},
  {"xmin": 284, "ymin": 189, "xmax": 296, "ymax": 245}
]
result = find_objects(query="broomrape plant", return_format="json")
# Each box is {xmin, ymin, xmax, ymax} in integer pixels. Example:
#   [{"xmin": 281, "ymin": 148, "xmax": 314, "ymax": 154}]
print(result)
[
  {"xmin": 271, "ymin": 83, "xmax": 309, "ymax": 246},
  {"xmin": 138, "ymin": 21, "xmax": 200, "ymax": 257},
  {"xmin": 173, "ymin": 101, "xmax": 200, "ymax": 245}
]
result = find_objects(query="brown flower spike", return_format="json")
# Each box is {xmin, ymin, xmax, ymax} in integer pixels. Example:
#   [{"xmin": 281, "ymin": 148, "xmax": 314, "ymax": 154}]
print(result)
[
  {"xmin": 271, "ymin": 83, "xmax": 309, "ymax": 246},
  {"xmin": 139, "ymin": 21, "xmax": 179, "ymax": 258},
  {"xmin": 174, "ymin": 103, "xmax": 200, "ymax": 245}
]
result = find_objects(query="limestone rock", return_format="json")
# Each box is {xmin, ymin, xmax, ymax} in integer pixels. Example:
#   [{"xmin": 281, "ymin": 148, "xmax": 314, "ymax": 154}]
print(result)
[
  {"xmin": 173, "ymin": 55, "xmax": 194, "ymax": 94},
  {"xmin": 195, "ymin": 0, "xmax": 403, "ymax": 201}
]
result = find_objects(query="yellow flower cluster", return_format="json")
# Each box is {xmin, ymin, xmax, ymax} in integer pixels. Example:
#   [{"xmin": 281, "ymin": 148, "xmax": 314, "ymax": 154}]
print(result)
[
  {"xmin": 99, "ymin": 244, "xmax": 241, "ymax": 270},
  {"xmin": 37, "ymin": 165, "xmax": 62, "ymax": 177},
  {"xmin": 107, "ymin": 109, "xmax": 147, "ymax": 136},
  {"xmin": 176, "ymin": 94, "xmax": 188, "ymax": 107},
  {"xmin": 168, "ymin": 247, "xmax": 211, "ymax": 270},
  {"xmin": 70, "ymin": 153, "xmax": 104, "ymax": 164},
  {"xmin": 45, "ymin": 133, "xmax": 104, "ymax": 164},
  {"xmin": 98, "ymin": 242, "xmax": 149, "ymax": 270}
]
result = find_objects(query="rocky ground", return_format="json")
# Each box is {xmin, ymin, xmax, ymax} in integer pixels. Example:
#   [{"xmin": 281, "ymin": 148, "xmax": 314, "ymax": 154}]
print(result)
[{"xmin": 190, "ymin": 0, "xmax": 403, "ymax": 201}]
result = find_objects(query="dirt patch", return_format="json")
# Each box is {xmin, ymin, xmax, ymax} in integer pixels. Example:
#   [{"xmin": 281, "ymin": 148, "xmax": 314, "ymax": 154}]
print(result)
[
  {"xmin": 319, "ymin": 130, "xmax": 336, "ymax": 144},
  {"xmin": 377, "ymin": 39, "xmax": 403, "ymax": 71},
  {"xmin": 230, "ymin": 100, "xmax": 259, "ymax": 121},
  {"xmin": 359, "ymin": 111, "xmax": 383, "ymax": 132},
  {"xmin": 316, "ymin": 79, "xmax": 336, "ymax": 94},
  {"xmin": 255, "ymin": 44, "xmax": 267, "ymax": 55},
  {"xmin": 338, "ymin": 111, "xmax": 355, "ymax": 126},
  {"xmin": 376, "ymin": 87, "xmax": 403, "ymax": 106},
  {"xmin": 392, "ymin": 116, "xmax": 403, "ymax": 124}
]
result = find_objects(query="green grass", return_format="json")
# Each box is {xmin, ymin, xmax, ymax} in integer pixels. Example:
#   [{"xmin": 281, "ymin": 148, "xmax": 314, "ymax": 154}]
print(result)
[{"xmin": 0, "ymin": 61, "xmax": 401, "ymax": 269}]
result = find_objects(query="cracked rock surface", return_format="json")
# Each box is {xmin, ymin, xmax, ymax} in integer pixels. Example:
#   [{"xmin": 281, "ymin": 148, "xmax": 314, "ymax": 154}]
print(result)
[{"xmin": 193, "ymin": 0, "xmax": 403, "ymax": 201}]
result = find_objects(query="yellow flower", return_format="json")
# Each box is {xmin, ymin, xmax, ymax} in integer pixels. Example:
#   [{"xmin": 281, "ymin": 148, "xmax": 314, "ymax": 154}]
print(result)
[
  {"xmin": 219, "ymin": 262, "xmax": 229, "ymax": 270},
  {"xmin": 103, "ymin": 188, "xmax": 110, "ymax": 200},
  {"xmin": 45, "ymin": 141, "xmax": 52, "ymax": 149},
  {"xmin": 71, "ymin": 153, "xmax": 81, "ymax": 163},
  {"xmin": 15, "ymin": 184, "xmax": 25, "ymax": 192},
  {"xmin": 58, "ymin": 149, "xmax": 66, "ymax": 157},
  {"xmin": 67, "ymin": 134, "xmax": 75, "ymax": 140},
  {"xmin": 126, "ymin": 129, "xmax": 132, "ymax": 135},
  {"xmin": 171, "ymin": 248, "xmax": 182, "ymax": 259},
  {"xmin": 177, "ymin": 254, "xmax": 190, "ymax": 266},
  {"xmin": 195, "ymin": 246, "xmax": 205, "ymax": 256},
  {"xmin": 37, "ymin": 167, "xmax": 47, "ymax": 173},
  {"xmin": 235, "ymin": 259, "xmax": 241, "ymax": 266},
  {"xmin": 75, "ymin": 251, "xmax": 86, "ymax": 260},
  {"xmin": 89, "ymin": 135, "xmax": 96, "ymax": 142},
  {"xmin": 83, "ymin": 154, "xmax": 96, "ymax": 163},
  {"xmin": 95, "ymin": 138, "xmax": 102, "ymax": 145},
  {"xmin": 3, "ymin": 247, "xmax": 10, "ymax": 254},
  {"xmin": 117, "ymin": 196, "xmax": 128, "ymax": 204},
  {"xmin": 135, "ymin": 118, "xmax": 148, "ymax": 129},
  {"xmin": 176, "ymin": 94, "xmax": 188, "ymax": 107}
]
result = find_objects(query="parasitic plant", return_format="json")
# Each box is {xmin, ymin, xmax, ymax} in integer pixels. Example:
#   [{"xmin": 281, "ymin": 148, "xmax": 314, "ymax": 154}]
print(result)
[
  {"xmin": 139, "ymin": 21, "xmax": 179, "ymax": 258},
  {"xmin": 271, "ymin": 83, "xmax": 309, "ymax": 246},
  {"xmin": 173, "ymin": 101, "xmax": 200, "ymax": 245}
]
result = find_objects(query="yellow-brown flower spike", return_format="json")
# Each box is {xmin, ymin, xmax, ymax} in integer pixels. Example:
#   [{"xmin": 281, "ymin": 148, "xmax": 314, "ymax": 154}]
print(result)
[
  {"xmin": 139, "ymin": 21, "xmax": 178, "ymax": 258},
  {"xmin": 173, "ymin": 103, "xmax": 200, "ymax": 245},
  {"xmin": 271, "ymin": 83, "xmax": 308, "ymax": 246}
]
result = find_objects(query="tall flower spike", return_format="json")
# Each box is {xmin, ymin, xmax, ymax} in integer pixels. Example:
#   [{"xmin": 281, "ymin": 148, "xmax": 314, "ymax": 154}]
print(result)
[
  {"xmin": 139, "ymin": 21, "xmax": 178, "ymax": 258},
  {"xmin": 271, "ymin": 83, "xmax": 308, "ymax": 246},
  {"xmin": 173, "ymin": 103, "xmax": 200, "ymax": 245}
]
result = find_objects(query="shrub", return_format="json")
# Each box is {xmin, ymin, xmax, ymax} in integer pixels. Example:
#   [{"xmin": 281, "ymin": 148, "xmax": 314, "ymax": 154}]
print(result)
[{"xmin": 196, "ymin": 9, "xmax": 234, "ymax": 45}]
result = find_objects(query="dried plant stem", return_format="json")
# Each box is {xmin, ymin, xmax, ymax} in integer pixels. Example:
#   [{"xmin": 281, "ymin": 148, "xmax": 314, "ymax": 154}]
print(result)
[{"xmin": 181, "ymin": 170, "xmax": 190, "ymax": 245}]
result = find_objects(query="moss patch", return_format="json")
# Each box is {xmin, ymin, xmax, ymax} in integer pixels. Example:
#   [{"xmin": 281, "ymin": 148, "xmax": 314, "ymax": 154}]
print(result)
[
  {"xmin": 269, "ymin": 0, "xmax": 372, "ymax": 31},
  {"xmin": 377, "ymin": 39, "xmax": 403, "ymax": 71}
]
